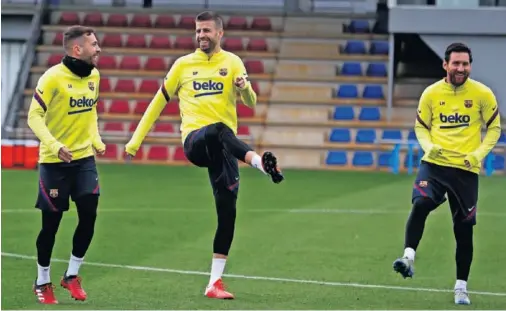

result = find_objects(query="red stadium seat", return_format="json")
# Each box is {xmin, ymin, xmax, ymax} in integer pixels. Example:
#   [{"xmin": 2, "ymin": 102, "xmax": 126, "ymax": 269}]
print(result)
[
  {"xmin": 174, "ymin": 37, "xmax": 194, "ymax": 49},
  {"xmin": 178, "ymin": 16, "xmax": 195, "ymax": 29},
  {"xmin": 125, "ymin": 35, "xmax": 147, "ymax": 48},
  {"xmin": 149, "ymin": 36, "xmax": 172, "ymax": 49},
  {"xmin": 245, "ymin": 60, "xmax": 264, "ymax": 74},
  {"xmin": 251, "ymin": 17, "xmax": 272, "ymax": 30},
  {"xmin": 250, "ymin": 81, "xmax": 260, "ymax": 95},
  {"xmin": 247, "ymin": 39, "xmax": 267, "ymax": 51},
  {"xmin": 119, "ymin": 56, "xmax": 141, "ymax": 70},
  {"xmin": 162, "ymin": 100, "xmax": 179, "ymax": 116},
  {"xmin": 139, "ymin": 79, "xmax": 160, "ymax": 94},
  {"xmin": 152, "ymin": 123, "xmax": 174, "ymax": 134},
  {"xmin": 102, "ymin": 143, "xmax": 118, "ymax": 159},
  {"xmin": 97, "ymin": 55, "xmax": 117, "ymax": 69},
  {"xmin": 173, "ymin": 146, "xmax": 187, "ymax": 162},
  {"xmin": 227, "ymin": 17, "xmax": 248, "ymax": 30},
  {"xmin": 52, "ymin": 33, "xmax": 63, "ymax": 46},
  {"xmin": 108, "ymin": 100, "xmax": 131, "ymax": 114},
  {"xmin": 237, "ymin": 125, "xmax": 250, "ymax": 136},
  {"xmin": 154, "ymin": 15, "xmax": 176, "ymax": 28},
  {"xmin": 96, "ymin": 100, "xmax": 106, "ymax": 114},
  {"xmin": 114, "ymin": 79, "xmax": 136, "ymax": 93},
  {"xmin": 47, "ymin": 54, "xmax": 64, "ymax": 66},
  {"xmin": 148, "ymin": 145, "xmax": 169, "ymax": 160},
  {"xmin": 129, "ymin": 121, "xmax": 139, "ymax": 133},
  {"xmin": 103, "ymin": 122, "xmax": 125, "ymax": 133},
  {"xmin": 58, "ymin": 12, "xmax": 79, "ymax": 25},
  {"xmin": 144, "ymin": 57, "xmax": 166, "ymax": 71},
  {"xmin": 223, "ymin": 38, "xmax": 243, "ymax": 51},
  {"xmin": 83, "ymin": 12, "xmax": 103, "ymax": 26},
  {"xmin": 133, "ymin": 101, "xmax": 149, "ymax": 114},
  {"xmin": 101, "ymin": 34, "xmax": 123, "ymax": 47},
  {"xmin": 237, "ymin": 105, "xmax": 254, "ymax": 118},
  {"xmin": 130, "ymin": 14, "xmax": 152, "ymax": 28},
  {"xmin": 106, "ymin": 14, "xmax": 128, "ymax": 27},
  {"xmin": 99, "ymin": 78, "xmax": 112, "ymax": 92}
]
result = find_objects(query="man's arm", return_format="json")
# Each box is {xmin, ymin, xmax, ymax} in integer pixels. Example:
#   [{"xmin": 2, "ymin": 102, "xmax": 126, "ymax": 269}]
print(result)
[
  {"xmin": 91, "ymin": 99, "xmax": 105, "ymax": 154},
  {"xmin": 27, "ymin": 75, "xmax": 65, "ymax": 156},
  {"xmin": 470, "ymin": 89, "xmax": 501, "ymax": 162},
  {"xmin": 233, "ymin": 57, "xmax": 257, "ymax": 108},
  {"xmin": 125, "ymin": 60, "xmax": 181, "ymax": 156},
  {"xmin": 414, "ymin": 88, "xmax": 436, "ymax": 153}
]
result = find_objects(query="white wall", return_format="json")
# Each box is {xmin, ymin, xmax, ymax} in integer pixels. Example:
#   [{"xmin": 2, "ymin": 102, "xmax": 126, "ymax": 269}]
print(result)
[{"xmin": 1, "ymin": 42, "xmax": 25, "ymax": 124}]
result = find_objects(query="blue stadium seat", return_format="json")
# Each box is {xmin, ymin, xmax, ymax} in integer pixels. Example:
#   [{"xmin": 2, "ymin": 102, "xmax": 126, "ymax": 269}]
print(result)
[
  {"xmin": 404, "ymin": 152, "xmax": 422, "ymax": 168},
  {"xmin": 499, "ymin": 131, "xmax": 506, "ymax": 144},
  {"xmin": 407, "ymin": 130, "xmax": 417, "ymax": 141},
  {"xmin": 494, "ymin": 155, "xmax": 505, "ymax": 170},
  {"xmin": 382, "ymin": 129, "xmax": 402, "ymax": 141},
  {"xmin": 333, "ymin": 106, "xmax": 355, "ymax": 120},
  {"xmin": 378, "ymin": 152, "xmax": 393, "ymax": 167},
  {"xmin": 344, "ymin": 40, "xmax": 366, "ymax": 54},
  {"xmin": 337, "ymin": 85, "xmax": 359, "ymax": 98},
  {"xmin": 366, "ymin": 63, "xmax": 387, "ymax": 77},
  {"xmin": 363, "ymin": 85, "xmax": 384, "ymax": 99},
  {"xmin": 359, "ymin": 107, "xmax": 381, "ymax": 121},
  {"xmin": 355, "ymin": 129, "xmax": 376, "ymax": 144},
  {"xmin": 329, "ymin": 128, "xmax": 351, "ymax": 142},
  {"xmin": 353, "ymin": 151, "xmax": 374, "ymax": 167},
  {"xmin": 326, "ymin": 151, "xmax": 348, "ymax": 166},
  {"xmin": 370, "ymin": 41, "xmax": 389, "ymax": 55},
  {"xmin": 341, "ymin": 62, "xmax": 363, "ymax": 76},
  {"xmin": 348, "ymin": 20, "xmax": 370, "ymax": 33}
]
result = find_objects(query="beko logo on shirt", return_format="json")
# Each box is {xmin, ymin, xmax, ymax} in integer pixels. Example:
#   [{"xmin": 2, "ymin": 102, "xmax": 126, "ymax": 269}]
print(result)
[
  {"xmin": 193, "ymin": 80, "xmax": 224, "ymax": 97},
  {"xmin": 439, "ymin": 113, "xmax": 470, "ymax": 128},
  {"xmin": 69, "ymin": 96, "xmax": 95, "ymax": 108}
]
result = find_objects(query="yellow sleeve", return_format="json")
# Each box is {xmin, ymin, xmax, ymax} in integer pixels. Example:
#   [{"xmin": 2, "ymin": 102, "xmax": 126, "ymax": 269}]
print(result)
[
  {"xmin": 414, "ymin": 88, "xmax": 434, "ymax": 152},
  {"xmin": 91, "ymin": 74, "xmax": 105, "ymax": 152},
  {"xmin": 233, "ymin": 57, "xmax": 257, "ymax": 108},
  {"xmin": 472, "ymin": 89, "xmax": 501, "ymax": 161},
  {"xmin": 27, "ymin": 73, "xmax": 65, "ymax": 156},
  {"xmin": 125, "ymin": 60, "xmax": 181, "ymax": 156}
]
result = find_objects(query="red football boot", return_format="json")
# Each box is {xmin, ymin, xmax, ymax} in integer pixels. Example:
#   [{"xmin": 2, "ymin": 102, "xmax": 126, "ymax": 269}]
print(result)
[
  {"xmin": 61, "ymin": 274, "xmax": 87, "ymax": 301},
  {"xmin": 204, "ymin": 278, "xmax": 235, "ymax": 299},
  {"xmin": 33, "ymin": 282, "xmax": 58, "ymax": 304}
]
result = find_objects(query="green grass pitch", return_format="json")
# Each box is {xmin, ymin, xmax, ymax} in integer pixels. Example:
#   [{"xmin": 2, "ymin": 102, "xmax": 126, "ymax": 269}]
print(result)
[{"xmin": 2, "ymin": 164, "xmax": 506, "ymax": 309}]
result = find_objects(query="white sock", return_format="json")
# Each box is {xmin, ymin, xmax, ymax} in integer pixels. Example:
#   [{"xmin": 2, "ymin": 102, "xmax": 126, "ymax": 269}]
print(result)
[
  {"xmin": 403, "ymin": 247, "xmax": 416, "ymax": 261},
  {"xmin": 37, "ymin": 264, "xmax": 50, "ymax": 285},
  {"xmin": 251, "ymin": 154, "xmax": 266, "ymax": 174},
  {"xmin": 455, "ymin": 279, "xmax": 467, "ymax": 291},
  {"xmin": 208, "ymin": 258, "xmax": 226, "ymax": 287},
  {"xmin": 66, "ymin": 254, "xmax": 84, "ymax": 277}
]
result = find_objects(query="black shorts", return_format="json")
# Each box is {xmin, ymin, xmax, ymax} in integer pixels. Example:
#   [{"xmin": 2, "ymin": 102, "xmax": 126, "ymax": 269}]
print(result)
[
  {"xmin": 183, "ymin": 124, "xmax": 239, "ymax": 196},
  {"xmin": 36, "ymin": 156, "xmax": 100, "ymax": 212},
  {"xmin": 412, "ymin": 161, "xmax": 478, "ymax": 225}
]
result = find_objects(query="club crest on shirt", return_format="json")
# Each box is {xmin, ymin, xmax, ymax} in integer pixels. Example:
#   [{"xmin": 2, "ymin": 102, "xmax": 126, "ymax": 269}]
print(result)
[
  {"xmin": 88, "ymin": 82, "xmax": 95, "ymax": 91},
  {"xmin": 464, "ymin": 100, "xmax": 473, "ymax": 108},
  {"xmin": 219, "ymin": 68, "xmax": 228, "ymax": 76},
  {"xmin": 49, "ymin": 189, "xmax": 58, "ymax": 198},
  {"xmin": 419, "ymin": 181, "xmax": 428, "ymax": 188}
]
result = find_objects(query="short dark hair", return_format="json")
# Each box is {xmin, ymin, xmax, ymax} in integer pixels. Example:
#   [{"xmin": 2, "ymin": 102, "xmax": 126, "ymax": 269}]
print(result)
[
  {"xmin": 63, "ymin": 25, "xmax": 96, "ymax": 49},
  {"xmin": 444, "ymin": 43, "xmax": 473, "ymax": 63},
  {"xmin": 195, "ymin": 11, "xmax": 223, "ymax": 29}
]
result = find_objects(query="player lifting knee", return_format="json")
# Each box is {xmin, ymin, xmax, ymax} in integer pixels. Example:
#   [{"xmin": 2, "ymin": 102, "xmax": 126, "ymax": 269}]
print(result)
[{"xmin": 126, "ymin": 11, "xmax": 284, "ymax": 299}]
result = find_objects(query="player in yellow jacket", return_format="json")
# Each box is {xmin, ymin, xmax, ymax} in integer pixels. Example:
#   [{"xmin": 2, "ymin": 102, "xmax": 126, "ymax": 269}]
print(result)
[
  {"xmin": 392, "ymin": 43, "xmax": 502, "ymax": 305},
  {"xmin": 27, "ymin": 25, "xmax": 104, "ymax": 304},
  {"xmin": 126, "ymin": 11, "xmax": 284, "ymax": 299}
]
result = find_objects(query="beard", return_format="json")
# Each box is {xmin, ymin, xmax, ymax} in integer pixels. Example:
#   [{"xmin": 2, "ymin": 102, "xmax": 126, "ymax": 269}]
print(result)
[
  {"xmin": 198, "ymin": 38, "xmax": 216, "ymax": 53},
  {"xmin": 449, "ymin": 71, "xmax": 469, "ymax": 87}
]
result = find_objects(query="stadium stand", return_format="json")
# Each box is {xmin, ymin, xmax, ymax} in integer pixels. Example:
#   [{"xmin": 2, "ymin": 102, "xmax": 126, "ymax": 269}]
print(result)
[{"xmin": 4, "ymin": 0, "xmax": 506, "ymax": 174}]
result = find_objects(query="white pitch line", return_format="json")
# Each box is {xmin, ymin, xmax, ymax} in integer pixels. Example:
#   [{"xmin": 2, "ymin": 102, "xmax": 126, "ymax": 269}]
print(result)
[{"xmin": 2, "ymin": 252, "xmax": 506, "ymax": 297}]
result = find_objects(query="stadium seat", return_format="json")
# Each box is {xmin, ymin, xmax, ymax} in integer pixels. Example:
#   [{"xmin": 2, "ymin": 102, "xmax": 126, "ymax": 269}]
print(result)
[
  {"xmin": 173, "ymin": 147, "xmax": 187, "ymax": 161},
  {"xmin": 154, "ymin": 15, "xmax": 176, "ymax": 28},
  {"xmin": 237, "ymin": 125, "xmax": 250, "ymax": 136},
  {"xmin": 145, "ymin": 57, "xmax": 167, "ymax": 71},
  {"xmin": 378, "ymin": 152, "xmax": 393, "ymax": 167},
  {"xmin": 493, "ymin": 155, "xmax": 505, "ymax": 170},
  {"xmin": 363, "ymin": 85, "xmax": 384, "ymax": 99},
  {"xmin": 179, "ymin": 16, "xmax": 195, "ymax": 29},
  {"xmin": 341, "ymin": 62, "xmax": 362, "ymax": 76},
  {"xmin": 251, "ymin": 81, "xmax": 260, "ymax": 95},
  {"xmin": 53, "ymin": 33, "xmax": 63, "ymax": 45},
  {"xmin": 100, "ymin": 78, "xmax": 112, "ymax": 92},
  {"xmin": 370, "ymin": 41, "xmax": 389, "ymax": 55},
  {"xmin": 355, "ymin": 129, "xmax": 376, "ymax": 144},
  {"xmin": 382, "ymin": 129, "xmax": 402, "ymax": 141},
  {"xmin": 337, "ymin": 85, "xmax": 359, "ymax": 98},
  {"xmin": 102, "ymin": 143, "xmax": 118, "ymax": 159},
  {"xmin": 227, "ymin": 16, "xmax": 248, "ymax": 30},
  {"xmin": 48, "ymin": 54, "xmax": 63, "ymax": 66},
  {"xmin": 96, "ymin": 100, "xmax": 106, "ymax": 114},
  {"xmin": 139, "ymin": 80, "xmax": 160, "ymax": 94},
  {"xmin": 98, "ymin": 55, "xmax": 117, "ymax": 69},
  {"xmin": 359, "ymin": 107, "xmax": 381, "ymax": 121},
  {"xmin": 352, "ymin": 151, "xmax": 374, "ymax": 167},
  {"xmin": 407, "ymin": 130, "xmax": 417, "ymax": 141},
  {"xmin": 83, "ymin": 12, "xmax": 103, "ymax": 26},
  {"xmin": 174, "ymin": 37, "xmax": 195, "ymax": 49},
  {"xmin": 103, "ymin": 122, "xmax": 125, "ymax": 133},
  {"xmin": 58, "ymin": 12, "xmax": 79, "ymax": 25},
  {"xmin": 149, "ymin": 36, "xmax": 172, "ymax": 49},
  {"xmin": 247, "ymin": 39, "xmax": 268, "ymax": 51},
  {"xmin": 329, "ymin": 128, "xmax": 351, "ymax": 143},
  {"xmin": 131, "ymin": 14, "xmax": 152, "ymax": 28},
  {"xmin": 109, "ymin": 100, "xmax": 131, "ymax": 114},
  {"xmin": 162, "ymin": 101, "xmax": 180, "ymax": 115},
  {"xmin": 129, "ymin": 122, "xmax": 139, "ymax": 133},
  {"xmin": 404, "ymin": 152, "xmax": 422, "ymax": 168},
  {"xmin": 326, "ymin": 151, "xmax": 347, "ymax": 166},
  {"xmin": 237, "ymin": 105, "xmax": 254, "ymax": 118},
  {"xmin": 106, "ymin": 14, "xmax": 128, "ymax": 27},
  {"xmin": 133, "ymin": 101, "xmax": 149, "ymax": 114},
  {"xmin": 224, "ymin": 38, "xmax": 243, "ymax": 51},
  {"xmin": 348, "ymin": 20, "xmax": 370, "ymax": 33},
  {"xmin": 245, "ymin": 60, "xmax": 264, "ymax": 74},
  {"xmin": 115, "ymin": 79, "xmax": 136, "ymax": 93},
  {"xmin": 333, "ymin": 106, "xmax": 354, "ymax": 120},
  {"xmin": 148, "ymin": 145, "xmax": 169, "ymax": 160},
  {"xmin": 101, "ymin": 34, "xmax": 123, "ymax": 48},
  {"xmin": 344, "ymin": 41, "xmax": 366, "ymax": 54},
  {"xmin": 251, "ymin": 17, "xmax": 272, "ymax": 30},
  {"xmin": 499, "ymin": 131, "xmax": 506, "ymax": 144},
  {"xmin": 366, "ymin": 63, "xmax": 387, "ymax": 77},
  {"xmin": 119, "ymin": 56, "xmax": 141, "ymax": 70},
  {"xmin": 126, "ymin": 35, "xmax": 147, "ymax": 48},
  {"xmin": 152, "ymin": 123, "xmax": 175, "ymax": 134}
]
